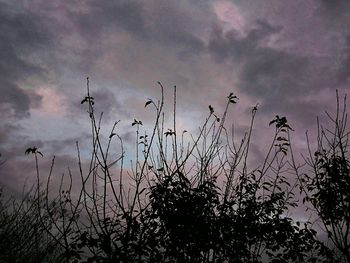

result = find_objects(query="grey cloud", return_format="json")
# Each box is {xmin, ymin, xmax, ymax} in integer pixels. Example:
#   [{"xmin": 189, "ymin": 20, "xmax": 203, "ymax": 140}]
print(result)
[
  {"xmin": 43, "ymin": 137, "xmax": 83, "ymax": 156},
  {"xmin": 0, "ymin": 81, "xmax": 42, "ymax": 118},
  {"xmin": 209, "ymin": 20, "xmax": 282, "ymax": 62},
  {"xmin": 0, "ymin": 152, "xmax": 83, "ymax": 198},
  {"xmin": 313, "ymin": 1, "xmax": 350, "ymax": 87},
  {"xmin": 77, "ymin": 0, "xmax": 208, "ymax": 55},
  {"xmin": 0, "ymin": 123, "xmax": 22, "ymax": 158},
  {"xmin": 87, "ymin": 0, "xmax": 146, "ymax": 37},
  {"xmin": 69, "ymin": 87, "xmax": 128, "ymax": 122},
  {"xmin": 208, "ymin": 19, "xmax": 334, "ymax": 123},
  {"xmin": 0, "ymin": 1, "xmax": 49, "ymax": 118},
  {"xmin": 320, "ymin": 0, "xmax": 350, "ymax": 13},
  {"xmin": 336, "ymin": 34, "xmax": 350, "ymax": 85},
  {"xmin": 240, "ymin": 48, "xmax": 308, "ymax": 98},
  {"xmin": 92, "ymin": 89, "xmax": 120, "ymax": 112}
]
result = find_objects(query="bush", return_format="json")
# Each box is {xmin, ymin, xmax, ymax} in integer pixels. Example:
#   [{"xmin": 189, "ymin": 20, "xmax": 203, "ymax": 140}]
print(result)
[
  {"xmin": 1, "ymin": 79, "xmax": 342, "ymax": 262},
  {"xmin": 298, "ymin": 92, "xmax": 350, "ymax": 263}
]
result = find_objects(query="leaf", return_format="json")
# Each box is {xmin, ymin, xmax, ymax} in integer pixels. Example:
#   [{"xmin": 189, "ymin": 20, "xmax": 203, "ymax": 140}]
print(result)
[
  {"xmin": 227, "ymin": 93, "xmax": 238, "ymax": 100},
  {"xmin": 252, "ymin": 104, "xmax": 258, "ymax": 113},
  {"xmin": 25, "ymin": 147, "xmax": 43, "ymax": 157},
  {"xmin": 132, "ymin": 119, "xmax": 142, "ymax": 126},
  {"xmin": 209, "ymin": 105, "xmax": 214, "ymax": 114},
  {"xmin": 165, "ymin": 129, "xmax": 175, "ymax": 136},
  {"xmin": 81, "ymin": 96, "xmax": 94, "ymax": 105},
  {"xmin": 25, "ymin": 148, "xmax": 34, "ymax": 155},
  {"xmin": 145, "ymin": 99, "xmax": 152, "ymax": 107}
]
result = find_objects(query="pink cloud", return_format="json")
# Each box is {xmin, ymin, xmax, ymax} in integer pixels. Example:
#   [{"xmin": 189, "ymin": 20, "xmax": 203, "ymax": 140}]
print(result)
[
  {"xmin": 34, "ymin": 86, "xmax": 67, "ymax": 116},
  {"xmin": 213, "ymin": 0, "xmax": 246, "ymax": 36}
]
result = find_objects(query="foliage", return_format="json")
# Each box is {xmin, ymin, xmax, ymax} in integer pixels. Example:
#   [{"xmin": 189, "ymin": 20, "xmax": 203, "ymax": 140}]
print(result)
[
  {"xmin": 0, "ymin": 188, "xmax": 62, "ymax": 262},
  {"xmin": 298, "ymin": 92, "xmax": 350, "ymax": 263},
  {"xmin": 0, "ymin": 79, "xmax": 344, "ymax": 262}
]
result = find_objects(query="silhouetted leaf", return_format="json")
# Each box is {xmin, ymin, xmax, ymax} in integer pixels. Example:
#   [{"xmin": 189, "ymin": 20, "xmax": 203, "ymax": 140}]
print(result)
[
  {"xmin": 132, "ymin": 119, "xmax": 143, "ymax": 126},
  {"xmin": 81, "ymin": 96, "xmax": 94, "ymax": 105},
  {"xmin": 25, "ymin": 147, "xmax": 43, "ymax": 156},
  {"xmin": 165, "ymin": 129, "xmax": 175, "ymax": 137},
  {"xmin": 145, "ymin": 99, "xmax": 153, "ymax": 107}
]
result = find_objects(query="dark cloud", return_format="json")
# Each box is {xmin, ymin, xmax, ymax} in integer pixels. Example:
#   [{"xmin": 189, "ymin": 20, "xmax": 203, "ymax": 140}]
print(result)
[
  {"xmin": 68, "ymin": 87, "xmax": 128, "ymax": 122},
  {"xmin": 209, "ymin": 20, "xmax": 283, "ymax": 62},
  {"xmin": 92, "ymin": 89, "xmax": 122, "ymax": 116},
  {"xmin": 88, "ymin": 0, "xmax": 147, "ymax": 37},
  {"xmin": 336, "ymin": 34, "xmax": 350, "ymax": 85},
  {"xmin": 239, "ymin": 48, "xmax": 308, "ymax": 98},
  {"xmin": 309, "ymin": 0, "xmax": 350, "ymax": 88},
  {"xmin": 0, "ymin": 1, "xmax": 50, "ymax": 118},
  {"xmin": 320, "ymin": 0, "xmax": 350, "ymax": 12},
  {"xmin": 0, "ymin": 152, "xmax": 84, "ymax": 198},
  {"xmin": 208, "ymin": 19, "xmax": 339, "ymax": 125},
  {"xmin": 209, "ymin": 21, "xmax": 298, "ymax": 86},
  {"xmin": 0, "ymin": 81, "xmax": 42, "ymax": 118},
  {"xmin": 75, "ymin": 0, "xmax": 208, "ymax": 56}
]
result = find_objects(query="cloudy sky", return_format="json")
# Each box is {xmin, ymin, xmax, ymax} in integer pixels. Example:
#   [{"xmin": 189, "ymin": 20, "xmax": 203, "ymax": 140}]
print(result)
[{"xmin": 0, "ymin": 0, "xmax": 349, "ymax": 194}]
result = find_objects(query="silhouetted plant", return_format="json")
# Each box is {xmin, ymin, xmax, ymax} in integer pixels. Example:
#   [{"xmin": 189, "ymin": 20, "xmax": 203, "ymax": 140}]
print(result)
[
  {"xmin": 144, "ymin": 107, "xmax": 333, "ymax": 262},
  {"xmin": 0, "ymin": 187, "xmax": 62, "ymax": 263},
  {"xmin": 298, "ymin": 92, "xmax": 350, "ymax": 263},
  {"xmin": 1, "ymin": 79, "xmax": 342, "ymax": 262}
]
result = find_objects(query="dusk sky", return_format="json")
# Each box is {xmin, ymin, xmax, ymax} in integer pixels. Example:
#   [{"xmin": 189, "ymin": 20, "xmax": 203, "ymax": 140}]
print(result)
[{"xmin": 1, "ymin": 0, "xmax": 350, "ymax": 194}]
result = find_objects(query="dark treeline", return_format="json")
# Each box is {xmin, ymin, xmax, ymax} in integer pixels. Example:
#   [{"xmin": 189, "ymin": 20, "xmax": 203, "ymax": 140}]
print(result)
[{"xmin": 0, "ymin": 80, "xmax": 349, "ymax": 263}]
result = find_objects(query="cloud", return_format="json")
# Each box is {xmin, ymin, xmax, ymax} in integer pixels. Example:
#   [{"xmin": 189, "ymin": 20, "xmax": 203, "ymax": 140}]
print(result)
[
  {"xmin": 87, "ymin": 0, "xmax": 147, "ymax": 37},
  {"xmin": 320, "ymin": 0, "xmax": 350, "ymax": 13},
  {"xmin": 208, "ymin": 17, "xmax": 345, "ymax": 128},
  {"xmin": 336, "ymin": 35, "xmax": 350, "ymax": 84},
  {"xmin": 0, "ymin": 1, "xmax": 51, "ymax": 118},
  {"xmin": 88, "ymin": 0, "xmax": 208, "ymax": 51},
  {"xmin": 209, "ymin": 19, "xmax": 283, "ymax": 63},
  {"xmin": 0, "ymin": 81, "xmax": 41, "ymax": 118},
  {"xmin": 209, "ymin": 20, "xmax": 305, "ymax": 97},
  {"xmin": 0, "ymin": 0, "xmax": 350, "ymax": 207}
]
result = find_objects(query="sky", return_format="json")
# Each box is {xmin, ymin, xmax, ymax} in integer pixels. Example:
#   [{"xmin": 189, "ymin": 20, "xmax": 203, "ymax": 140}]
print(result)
[{"xmin": 0, "ymin": 0, "xmax": 350, "ymax": 195}]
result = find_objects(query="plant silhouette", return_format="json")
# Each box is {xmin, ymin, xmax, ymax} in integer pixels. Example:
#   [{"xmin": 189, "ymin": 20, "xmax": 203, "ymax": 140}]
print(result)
[
  {"xmin": 0, "ymin": 79, "xmax": 346, "ymax": 262},
  {"xmin": 25, "ymin": 147, "xmax": 43, "ymax": 157}
]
